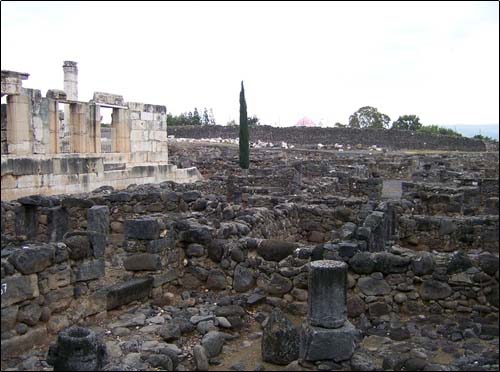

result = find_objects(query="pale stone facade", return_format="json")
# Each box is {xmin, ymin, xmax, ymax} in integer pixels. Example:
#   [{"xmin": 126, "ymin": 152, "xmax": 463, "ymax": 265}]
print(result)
[{"xmin": 0, "ymin": 62, "xmax": 201, "ymax": 201}]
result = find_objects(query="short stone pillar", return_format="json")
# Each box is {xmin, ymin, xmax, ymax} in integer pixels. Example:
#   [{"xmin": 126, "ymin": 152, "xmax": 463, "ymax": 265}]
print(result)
[
  {"xmin": 308, "ymin": 260, "xmax": 347, "ymax": 328},
  {"xmin": 6, "ymin": 94, "xmax": 31, "ymax": 155},
  {"xmin": 111, "ymin": 108, "xmax": 130, "ymax": 153},
  {"xmin": 69, "ymin": 102, "xmax": 88, "ymax": 153},
  {"xmin": 300, "ymin": 260, "xmax": 359, "ymax": 363},
  {"xmin": 47, "ymin": 327, "xmax": 107, "ymax": 371}
]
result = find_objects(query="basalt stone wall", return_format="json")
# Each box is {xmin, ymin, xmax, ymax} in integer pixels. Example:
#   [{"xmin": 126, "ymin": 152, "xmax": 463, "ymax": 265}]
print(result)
[
  {"xmin": 399, "ymin": 215, "xmax": 499, "ymax": 253},
  {"xmin": 168, "ymin": 125, "xmax": 488, "ymax": 152},
  {"xmin": 1, "ymin": 241, "xmax": 107, "ymax": 357},
  {"xmin": 402, "ymin": 182, "xmax": 499, "ymax": 216}
]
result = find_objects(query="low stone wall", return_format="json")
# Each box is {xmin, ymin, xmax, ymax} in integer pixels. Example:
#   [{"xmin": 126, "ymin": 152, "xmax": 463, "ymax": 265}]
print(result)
[
  {"xmin": 168, "ymin": 125, "xmax": 488, "ymax": 152},
  {"xmin": 402, "ymin": 182, "xmax": 499, "ymax": 216},
  {"xmin": 0, "ymin": 154, "xmax": 202, "ymax": 201},
  {"xmin": 2, "ymin": 191, "xmax": 498, "ymax": 358},
  {"xmin": 399, "ymin": 215, "xmax": 499, "ymax": 252}
]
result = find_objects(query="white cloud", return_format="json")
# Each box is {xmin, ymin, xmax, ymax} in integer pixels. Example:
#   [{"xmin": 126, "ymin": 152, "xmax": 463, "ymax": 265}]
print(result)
[{"xmin": 2, "ymin": 1, "xmax": 498, "ymax": 126}]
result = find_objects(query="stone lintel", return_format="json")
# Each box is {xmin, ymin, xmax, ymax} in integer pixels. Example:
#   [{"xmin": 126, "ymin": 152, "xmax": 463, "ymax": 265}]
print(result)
[
  {"xmin": 1, "ymin": 70, "xmax": 30, "ymax": 80},
  {"xmin": 93, "ymin": 92, "xmax": 125, "ymax": 107},
  {"xmin": 46, "ymin": 89, "xmax": 67, "ymax": 100}
]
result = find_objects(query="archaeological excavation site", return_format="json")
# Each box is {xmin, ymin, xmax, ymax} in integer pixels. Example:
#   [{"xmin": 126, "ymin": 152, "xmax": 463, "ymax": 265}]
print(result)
[{"xmin": 1, "ymin": 62, "xmax": 499, "ymax": 371}]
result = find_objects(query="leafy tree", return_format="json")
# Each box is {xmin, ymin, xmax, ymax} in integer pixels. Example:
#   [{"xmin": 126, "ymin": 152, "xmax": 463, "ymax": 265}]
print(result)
[
  {"xmin": 473, "ymin": 134, "xmax": 497, "ymax": 142},
  {"xmin": 239, "ymin": 81, "xmax": 249, "ymax": 169},
  {"xmin": 349, "ymin": 106, "xmax": 390, "ymax": 129},
  {"xmin": 209, "ymin": 108, "xmax": 216, "ymax": 125},
  {"xmin": 391, "ymin": 115, "xmax": 422, "ymax": 131},
  {"xmin": 227, "ymin": 119, "xmax": 237, "ymax": 126},
  {"xmin": 248, "ymin": 115, "xmax": 260, "ymax": 125},
  {"xmin": 417, "ymin": 125, "xmax": 462, "ymax": 137},
  {"xmin": 193, "ymin": 108, "xmax": 201, "ymax": 125},
  {"xmin": 202, "ymin": 108, "xmax": 210, "ymax": 125}
]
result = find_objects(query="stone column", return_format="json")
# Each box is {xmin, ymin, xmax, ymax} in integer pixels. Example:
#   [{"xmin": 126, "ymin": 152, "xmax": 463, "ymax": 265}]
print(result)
[
  {"xmin": 88, "ymin": 104, "xmax": 101, "ymax": 153},
  {"xmin": 48, "ymin": 100, "xmax": 59, "ymax": 153},
  {"xmin": 69, "ymin": 103, "xmax": 88, "ymax": 153},
  {"xmin": 300, "ymin": 260, "xmax": 358, "ymax": 363},
  {"xmin": 111, "ymin": 108, "xmax": 130, "ymax": 153},
  {"xmin": 308, "ymin": 260, "xmax": 347, "ymax": 328},
  {"xmin": 63, "ymin": 61, "xmax": 78, "ymax": 101},
  {"xmin": 6, "ymin": 95, "xmax": 31, "ymax": 155},
  {"xmin": 63, "ymin": 61, "xmax": 78, "ymax": 149}
]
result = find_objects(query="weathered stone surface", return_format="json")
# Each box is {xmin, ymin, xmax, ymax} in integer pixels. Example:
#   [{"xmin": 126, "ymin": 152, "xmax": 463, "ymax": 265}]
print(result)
[
  {"xmin": 233, "ymin": 264, "xmax": 255, "ymax": 292},
  {"xmin": 350, "ymin": 252, "xmax": 375, "ymax": 274},
  {"xmin": 152, "ymin": 269, "xmax": 177, "ymax": 288},
  {"xmin": 1, "ymin": 274, "xmax": 39, "ymax": 308},
  {"xmin": 308, "ymin": 260, "xmax": 347, "ymax": 328},
  {"xmin": 61, "ymin": 197, "xmax": 94, "ymax": 209},
  {"xmin": 182, "ymin": 190, "xmax": 201, "ymax": 203},
  {"xmin": 87, "ymin": 205, "xmax": 109, "ymax": 234},
  {"xmin": 124, "ymin": 217, "xmax": 161, "ymax": 240},
  {"xmin": 186, "ymin": 243, "xmax": 204, "ymax": 257},
  {"xmin": 478, "ymin": 253, "xmax": 499, "ymax": 276},
  {"xmin": 358, "ymin": 277, "xmax": 391, "ymax": 296},
  {"xmin": 74, "ymin": 259, "xmax": 105, "ymax": 282},
  {"xmin": 46, "ymin": 327, "xmax": 107, "ymax": 371},
  {"xmin": 368, "ymin": 302, "xmax": 390, "ymax": 317},
  {"xmin": 47, "ymin": 207, "xmax": 69, "ymax": 242},
  {"xmin": 347, "ymin": 295, "xmax": 365, "ymax": 318},
  {"xmin": 206, "ymin": 269, "xmax": 227, "ymax": 290},
  {"xmin": 258, "ymin": 273, "xmax": 293, "ymax": 295},
  {"xmin": 88, "ymin": 232, "xmax": 106, "ymax": 258},
  {"xmin": 262, "ymin": 308, "xmax": 299, "ymax": 365},
  {"xmin": 123, "ymin": 253, "xmax": 162, "ymax": 271},
  {"xmin": 179, "ymin": 224, "xmax": 214, "ymax": 244},
  {"xmin": 257, "ymin": 240, "xmax": 298, "ymax": 262},
  {"xmin": 300, "ymin": 320, "xmax": 358, "ymax": 362},
  {"xmin": 411, "ymin": 252, "xmax": 434, "ymax": 276},
  {"xmin": 201, "ymin": 331, "xmax": 224, "ymax": 358},
  {"xmin": 45, "ymin": 286, "xmax": 74, "ymax": 313},
  {"xmin": 447, "ymin": 251, "xmax": 473, "ymax": 274},
  {"xmin": 47, "ymin": 314, "xmax": 70, "ymax": 334},
  {"xmin": 1, "ymin": 305, "xmax": 19, "ymax": 332},
  {"xmin": 8, "ymin": 245, "xmax": 54, "ymax": 274},
  {"xmin": 351, "ymin": 352, "xmax": 376, "ymax": 371},
  {"xmin": 64, "ymin": 233, "xmax": 92, "ymax": 260},
  {"xmin": 158, "ymin": 322, "xmax": 181, "ymax": 342},
  {"xmin": 106, "ymin": 277, "xmax": 154, "ymax": 310},
  {"xmin": 17, "ymin": 302, "xmax": 42, "ymax": 326},
  {"xmin": 1, "ymin": 326, "xmax": 48, "ymax": 357},
  {"xmin": 373, "ymin": 252, "xmax": 410, "ymax": 274},
  {"xmin": 420, "ymin": 280, "xmax": 453, "ymax": 300},
  {"xmin": 207, "ymin": 239, "xmax": 225, "ymax": 263},
  {"xmin": 193, "ymin": 345, "xmax": 209, "ymax": 371}
]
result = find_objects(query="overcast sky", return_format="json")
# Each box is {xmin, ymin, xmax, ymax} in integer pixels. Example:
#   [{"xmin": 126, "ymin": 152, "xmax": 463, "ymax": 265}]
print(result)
[{"xmin": 1, "ymin": 1, "xmax": 499, "ymax": 127}]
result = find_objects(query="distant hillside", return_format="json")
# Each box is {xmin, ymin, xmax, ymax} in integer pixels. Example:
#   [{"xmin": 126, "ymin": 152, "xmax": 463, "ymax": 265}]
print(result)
[{"xmin": 439, "ymin": 124, "xmax": 499, "ymax": 140}]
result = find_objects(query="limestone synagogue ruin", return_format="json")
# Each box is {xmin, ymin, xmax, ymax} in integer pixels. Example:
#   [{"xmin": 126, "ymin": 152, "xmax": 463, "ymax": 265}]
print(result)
[
  {"xmin": 0, "ymin": 61, "xmax": 499, "ymax": 371},
  {"xmin": 1, "ymin": 61, "xmax": 201, "ymax": 201}
]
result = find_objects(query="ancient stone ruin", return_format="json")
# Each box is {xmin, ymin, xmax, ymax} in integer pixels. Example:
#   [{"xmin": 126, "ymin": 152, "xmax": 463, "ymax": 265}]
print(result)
[
  {"xmin": 1, "ymin": 62, "xmax": 201, "ymax": 201},
  {"xmin": 1, "ymin": 91, "xmax": 499, "ymax": 369}
]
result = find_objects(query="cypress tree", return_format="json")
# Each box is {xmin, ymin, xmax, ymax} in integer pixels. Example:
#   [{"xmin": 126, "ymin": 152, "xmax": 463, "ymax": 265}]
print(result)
[{"xmin": 239, "ymin": 81, "xmax": 249, "ymax": 169}]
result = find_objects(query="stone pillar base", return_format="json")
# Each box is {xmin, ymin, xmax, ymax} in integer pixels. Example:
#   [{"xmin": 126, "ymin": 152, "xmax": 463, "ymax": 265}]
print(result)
[{"xmin": 300, "ymin": 320, "xmax": 359, "ymax": 362}]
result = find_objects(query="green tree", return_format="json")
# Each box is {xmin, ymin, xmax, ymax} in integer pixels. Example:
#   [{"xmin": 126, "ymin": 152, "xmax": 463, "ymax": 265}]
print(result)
[
  {"xmin": 248, "ymin": 115, "xmax": 260, "ymax": 125},
  {"xmin": 391, "ymin": 115, "xmax": 422, "ymax": 131},
  {"xmin": 202, "ymin": 108, "xmax": 210, "ymax": 125},
  {"xmin": 239, "ymin": 81, "xmax": 249, "ymax": 169},
  {"xmin": 349, "ymin": 106, "xmax": 391, "ymax": 129},
  {"xmin": 417, "ymin": 125, "xmax": 462, "ymax": 137},
  {"xmin": 193, "ymin": 108, "xmax": 201, "ymax": 125},
  {"xmin": 209, "ymin": 108, "xmax": 216, "ymax": 125}
]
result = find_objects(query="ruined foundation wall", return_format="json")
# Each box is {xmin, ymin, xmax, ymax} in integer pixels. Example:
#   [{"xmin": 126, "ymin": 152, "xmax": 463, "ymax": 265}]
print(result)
[{"xmin": 168, "ymin": 125, "xmax": 489, "ymax": 151}]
